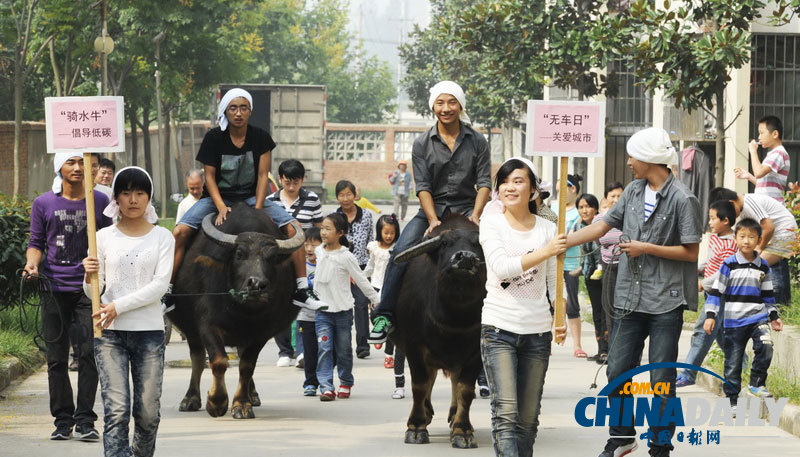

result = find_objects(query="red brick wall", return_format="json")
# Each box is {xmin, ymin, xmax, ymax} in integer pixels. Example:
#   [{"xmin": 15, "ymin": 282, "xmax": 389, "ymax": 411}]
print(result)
[{"xmin": 324, "ymin": 160, "xmax": 400, "ymax": 194}]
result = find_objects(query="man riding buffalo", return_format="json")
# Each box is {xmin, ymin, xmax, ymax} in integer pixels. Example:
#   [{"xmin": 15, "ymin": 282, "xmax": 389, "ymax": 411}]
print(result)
[
  {"xmin": 368, "ymin": 80, "xmax": 492, "ymax": 343},
  {"xmin": 170, "ymin": 88, "xmax": 326, "ymax": 312}
]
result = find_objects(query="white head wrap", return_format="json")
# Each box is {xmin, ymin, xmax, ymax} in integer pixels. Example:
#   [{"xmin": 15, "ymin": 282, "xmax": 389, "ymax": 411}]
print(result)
[
  {"xmin": 428, "ymin": 80, "xmax": 472, "ymax": 125},
  {"xmin": 626, "ymin": 127, "xmax": 678, "ymax": 166},
  {"xmin": 217, "ymin": 88, "xmax": 253, "ymax": 131},
  {"xmin": 52, "ymin": 152, "xmax": 84, "ymax": 194},
  {"xmin": 481, "ymin": 157, "xmax": 540, "ymax": 220},
  {"xmin": 103, "ymin": 166, "xmax": 159, "ymax": 224}
]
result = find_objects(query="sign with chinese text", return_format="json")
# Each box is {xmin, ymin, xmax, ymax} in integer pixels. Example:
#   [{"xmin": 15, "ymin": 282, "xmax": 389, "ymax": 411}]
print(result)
[
  {"xmin": 525, "ymin": 100, "xmax": 605, "ymax": 158},
  {"xmin": 45, "ymin": 96, "xmax": 125, "ymax": 154}
]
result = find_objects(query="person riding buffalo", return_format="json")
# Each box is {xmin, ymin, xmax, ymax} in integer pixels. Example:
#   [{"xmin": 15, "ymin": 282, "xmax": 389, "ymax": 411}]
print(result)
[
  {"xmin": 368, "ymin": 80, "xmax": 492, "ymax": 343},
  {"xmin": 171, "ymin": 88, "xmax": 325, "ymax": 311}
]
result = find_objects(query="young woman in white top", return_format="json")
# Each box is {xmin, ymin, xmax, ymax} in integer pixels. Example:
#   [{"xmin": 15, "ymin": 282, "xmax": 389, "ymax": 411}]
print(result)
[
  {"xmin": 479, "ymin": 157, "xmax": 567, "ymax": 457},
  {"xmin": 82, "ymin": 167, "xmax": 174, "ymax": 457},
  {"xmin": 314, "ymin": 213, "xmax": 380, "ymax": 401}
]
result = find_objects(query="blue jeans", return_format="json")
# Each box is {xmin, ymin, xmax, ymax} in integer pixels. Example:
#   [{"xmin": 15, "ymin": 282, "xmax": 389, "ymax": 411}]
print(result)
[
  {"xmin": 679, "ymin": 294, "xmax": 725, "ymax": 383},
  {"xmin": 480, "ymin": 325, "xmax": 551, "ymax": 457},
  {"xmin": 722, "ymin": 321, "xmax": 773, "ymax": 403},
  {"xmin": 177, "ymin": 196, "xmax": 294, "ymax": 229},
  {"xmin": 769, "ymin": 258, "xmax": 791, "ymax": 307},
  {"xmin": 606, "ymin": 308, "xmax": 683, "ymax": 451},
  {"xmin": 315, "ymin": 310, "xmax": 354, "ymax": 393},
  {"xmin": 95, "ymin": 330, "xmax": 165, "ymax": 457}
]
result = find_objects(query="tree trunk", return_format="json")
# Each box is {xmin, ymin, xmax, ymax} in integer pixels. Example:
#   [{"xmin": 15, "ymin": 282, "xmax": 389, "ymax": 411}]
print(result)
[
  {"xmin": 13, "ymin": 66, "xmax": 23, "ymax": 197},
  {"xmin": 142, "ymin": 104, "xmax": 153, "ymax": 176},
  {"xmin": 129, "ymin": 103, "xmax": 138, "ymax": 167},
  {"xmin": 49, "ymin": 39, "xmax": 62, "ymax": 97},
  {"xmin": 163, "ymin": 107, "xmax": 172, "ymax": 197},
  {"xmin": 714, "ymin": 88, "xmax": 724, "ymax": 187},
  {"xmin": 169, "ymin": 109, "xmax": 184, "ymax": 186}
]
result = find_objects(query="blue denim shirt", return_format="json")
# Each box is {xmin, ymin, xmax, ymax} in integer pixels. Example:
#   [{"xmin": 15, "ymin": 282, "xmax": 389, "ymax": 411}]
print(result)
[{"xmin": 603, "ymin": 173, "xmax": 702, "ymax": 313}]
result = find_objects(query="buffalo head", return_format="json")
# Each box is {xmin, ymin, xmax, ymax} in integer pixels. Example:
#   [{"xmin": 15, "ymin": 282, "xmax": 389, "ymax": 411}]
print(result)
[
  {"xmin": 201, "ymin": 214, "xmax": 304, "ymax": 302},
  {"xmin": 395, "ymin": 223, "xmax": 484, "ymax": 281}
]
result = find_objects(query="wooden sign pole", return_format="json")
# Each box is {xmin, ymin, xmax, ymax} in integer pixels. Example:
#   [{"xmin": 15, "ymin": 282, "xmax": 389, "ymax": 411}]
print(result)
[
  {"xmin": 82, "ymin": 153, "xmax": 102, "ymax": 338},
  {"xmin": 554, "ymin": 156, "xmax": 569, "ymax": 344}
]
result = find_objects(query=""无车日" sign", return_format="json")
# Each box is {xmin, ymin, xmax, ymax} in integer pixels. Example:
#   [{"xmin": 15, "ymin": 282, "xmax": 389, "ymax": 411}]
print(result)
[{"xmin": 525, "ymin": 100, "xmax": 605, "ymax": 158}]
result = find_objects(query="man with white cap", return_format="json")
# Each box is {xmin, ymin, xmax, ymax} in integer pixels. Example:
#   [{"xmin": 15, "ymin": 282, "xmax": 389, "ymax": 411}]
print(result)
[
  {"xmin": 172, "ymin": 88, "xmax": 326, "ymax": 311},
  {"xmin": 23, "ymin": 153, "xmax": 113, "ymax": 441},
  {"xmin": 368, "ymin": 80, "xmax": 491, "ymax": 343},
  {"xmin": 566, "ymin": 127, "xmax": 702, "ymax": 457}
]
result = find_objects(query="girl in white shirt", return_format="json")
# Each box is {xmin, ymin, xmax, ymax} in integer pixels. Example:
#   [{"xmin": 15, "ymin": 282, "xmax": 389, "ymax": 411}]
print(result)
[
  {"xmin": 82, "ymin": 167, "xmax": 174, "ymax": 457},
  {"xmin": 314, "ymin": 213, "xmax": 380, "ymax": 401},
  {"xmin": 479, "ymin": 157, "xmax": 566, "ymax": 457}
]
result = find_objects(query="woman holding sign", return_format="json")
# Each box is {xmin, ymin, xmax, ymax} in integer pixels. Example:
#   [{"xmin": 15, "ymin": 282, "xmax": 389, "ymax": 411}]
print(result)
[
  {"xmin": 479, "ymin": 157, "xmax": 567, "ymax": 457},
  {"xmin": 82, "ymin": 167, "xmax": 174, "ymax": 457}
]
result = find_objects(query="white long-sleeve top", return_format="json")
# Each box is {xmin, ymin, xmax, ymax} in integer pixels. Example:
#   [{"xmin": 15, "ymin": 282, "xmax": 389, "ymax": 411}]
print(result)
[
  {"xmin": 83, "ymin": 225, "xmax": 175, "ymax": 331},
  {"xmin": 314, "ymin": 245, "xmax": 380, "ymax": 313},
  {"xmin": 479, "ymin": 213, "xmax": 557, "ymax": 334},
  {"xmin": 363, "ymin": 241, "xmax": 393, "ymax": 290}
]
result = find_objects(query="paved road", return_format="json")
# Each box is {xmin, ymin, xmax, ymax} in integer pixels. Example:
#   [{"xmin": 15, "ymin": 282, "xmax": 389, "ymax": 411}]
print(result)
[{"xmin": 1, "ymin": 203, "xmax": 798, "ymax": 456}]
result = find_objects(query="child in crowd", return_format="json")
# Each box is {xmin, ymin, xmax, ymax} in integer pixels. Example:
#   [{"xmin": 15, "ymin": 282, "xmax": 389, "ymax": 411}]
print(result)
[
  {"xmin": 314, "ymin": 213, "xmax": 380, "ymax": 401},
  {"xmin": 82, "ymin": 167, "xmax": 175, "ymax": 457},
  {"xmin": 365, "ymin": 214, "xmax": 406, "ymax": 398},
  {"xmin": 734, "ymin": 115, "xmax": 790, "ymax": 203},
  {"xmin": 574, "ymin": 193, "xmax": 605, "ymax": 363},
  {"xmin": 298, "ymin": 228, "xmax": 323, "ymax": 396},
  {"xmin": 704, "ymin": 218, "xmax": 783, "ymax": 415},
  {"xmin": 676, "ymin": 200, "xmax": 738, "ymax": 387}
]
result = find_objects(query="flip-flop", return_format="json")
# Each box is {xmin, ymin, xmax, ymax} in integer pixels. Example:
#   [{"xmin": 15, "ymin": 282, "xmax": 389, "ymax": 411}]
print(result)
[{"xmin": 574, "ymin": 349, "xmax": 588, "ymax": 358}]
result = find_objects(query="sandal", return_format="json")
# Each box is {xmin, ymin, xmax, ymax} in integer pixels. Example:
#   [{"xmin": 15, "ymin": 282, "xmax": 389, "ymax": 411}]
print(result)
[
  {"xmin": 574, "ymin": 349, "xmax": 588, "ymax": 358},
  {"xmin": 337, "ymin": 385, "xmax": 352, "ymax": 399}
]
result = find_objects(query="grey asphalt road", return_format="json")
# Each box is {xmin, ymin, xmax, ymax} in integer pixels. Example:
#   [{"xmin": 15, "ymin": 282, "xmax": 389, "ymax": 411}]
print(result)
[{"xmin": 1, "ymin": 204, "xmax": 798, "ymax": 456}]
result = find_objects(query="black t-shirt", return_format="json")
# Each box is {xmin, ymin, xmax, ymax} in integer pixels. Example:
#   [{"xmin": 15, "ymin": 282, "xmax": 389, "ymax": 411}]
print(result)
[{"xmin": 196, "ymin": 125, "xmax": 277, "ymax": 201}]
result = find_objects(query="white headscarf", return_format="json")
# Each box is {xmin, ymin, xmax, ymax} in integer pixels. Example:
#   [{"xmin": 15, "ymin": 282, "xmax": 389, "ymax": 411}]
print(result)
[
  {"xmin": 481, "ymin": 157, "xmax": 540, "ymax": 220},
  {"xmin": 626, "ymin": 127, "xmax": 678, "ymax": 166},
  {"xmin": 52, "ymin": 152, "xmax": 84, "ymax": 194},
  {"xmin": 103, "ymin": 166, "xmax": 159, "ymax": 224},
  {"xmin": 217, "ymin": 88, "xmax": 253, "ymax": 131},
  {"xmin": 428, "ymin": 80, "xmax": 472, "ymax": 125}
]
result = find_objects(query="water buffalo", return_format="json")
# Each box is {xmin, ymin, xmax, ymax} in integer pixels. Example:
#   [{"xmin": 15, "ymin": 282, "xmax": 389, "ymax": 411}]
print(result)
[
  {"xmin": 390, "ymin": 214, "xmax": 486, "ymax": 448},
  {"xmin": 166, "ymin": 202, "xmax": 303, "ymax": 419}
]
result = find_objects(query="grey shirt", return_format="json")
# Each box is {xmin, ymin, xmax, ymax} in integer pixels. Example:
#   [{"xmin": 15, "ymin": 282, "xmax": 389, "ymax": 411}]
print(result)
[
  {"xmin": 603, "ymin": 173, "xmax": 702, "ymax": 313},
  {"xmin": 412, "ymin": 122, "xmax": 492, "ymax": 216}
]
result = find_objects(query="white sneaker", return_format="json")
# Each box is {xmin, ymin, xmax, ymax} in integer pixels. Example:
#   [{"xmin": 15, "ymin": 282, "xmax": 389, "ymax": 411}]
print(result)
[
  {"xmin": 392, "ymin": 387, "xmax": 405, "ymax": 399},
  {"xmin": 295, "ymin": 353, "xmax": 304, "ymax": 366},
  {"xmin": 276, "ymin": 356, "xmax": 294, "ymax": 367}
]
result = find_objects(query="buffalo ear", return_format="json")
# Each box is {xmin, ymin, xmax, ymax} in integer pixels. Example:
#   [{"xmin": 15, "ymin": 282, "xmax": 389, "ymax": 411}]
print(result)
[{"xmin": 193, "ymin": 255, "xmax": 225, "ymax": 271}]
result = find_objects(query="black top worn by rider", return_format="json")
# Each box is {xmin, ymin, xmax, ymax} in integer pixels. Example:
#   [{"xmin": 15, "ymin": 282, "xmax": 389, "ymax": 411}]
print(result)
[{"xmin": 196, "ymin": 125, "xmax": 276, "ymax": 201}]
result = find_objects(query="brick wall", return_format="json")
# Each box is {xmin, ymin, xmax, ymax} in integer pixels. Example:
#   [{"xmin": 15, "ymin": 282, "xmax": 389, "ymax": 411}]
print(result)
[{"xmin": 0, "ymin": 122, "xmax": 39, "ymax": 197}]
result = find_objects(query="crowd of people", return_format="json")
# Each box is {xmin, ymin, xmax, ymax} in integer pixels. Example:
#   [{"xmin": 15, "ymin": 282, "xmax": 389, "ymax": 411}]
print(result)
[{"xmin": 21, "ymin": 81, "xmax": 797, "ymax": 457}]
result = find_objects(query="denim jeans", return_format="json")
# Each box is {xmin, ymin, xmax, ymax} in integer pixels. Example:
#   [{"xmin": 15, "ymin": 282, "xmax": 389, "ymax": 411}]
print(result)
[
  {"xmin": 769, "ymin": 258, "xmax": 791, "ymax": 307},
  {"xmin": 606, "ymin": 308, "xmax": 683, "ymax": 451},
  {"xmin": 42, "ymin": 290, "xmax": 98, "ymax": 428},
  {"xmin": 679, "ymin": 294, "xmax": 725, "ymax": 383},
  {"xmin": 95, "ymin": 330, "xmax": 165, "ymax": 457},
  {"xmin": 315, "ymin": 310, "xmax": 354, "ymax": 393},
  {"xmin": 177, "ymin": 195, "xmax": 294, "ymax": 229},
  {"xmin": 374, "ymin": 209, "xmax": 430, "ymax": 320},
  {"xmin": 481, "ymin": 325, "xmax": 551, "ymax": 457},
  {"xmin": 722, "ymin": 321, "xmax": 773, "ymax": 403}
]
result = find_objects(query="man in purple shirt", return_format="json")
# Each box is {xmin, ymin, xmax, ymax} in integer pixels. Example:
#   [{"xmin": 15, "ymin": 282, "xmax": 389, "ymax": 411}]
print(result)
[{"xmin": 23, "ymin": 153, "xmax": 112, "ymax": 442}]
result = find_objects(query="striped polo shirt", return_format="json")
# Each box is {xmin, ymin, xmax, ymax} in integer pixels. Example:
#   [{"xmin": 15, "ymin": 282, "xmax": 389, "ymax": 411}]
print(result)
[
  {"xmin": 705, "ymin": 251, "xmax": 777, "ymax": 328},
  {"xmin": 267, "ymin": 188, "xmax": 324, "ymax": 230},
  {"xmin": 704, "ymin": 233, "xmax": 737, "ymax": 279},
  {"xmin": 756, "ymin": 145, "xmax": 790, "ymax": 203}
]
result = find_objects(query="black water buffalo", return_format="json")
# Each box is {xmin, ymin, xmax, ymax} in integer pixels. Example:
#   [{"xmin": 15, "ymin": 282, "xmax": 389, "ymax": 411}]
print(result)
[
  {"xmin": 166, "ymin": 202, "xmax": 303, "ymax": 419},
  {"xmin": 390, "ymin": 214, "xmax": 486, "ymax": 448}
]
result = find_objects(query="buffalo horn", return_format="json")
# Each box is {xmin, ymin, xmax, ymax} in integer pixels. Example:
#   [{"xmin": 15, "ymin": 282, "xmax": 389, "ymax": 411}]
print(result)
[
  {"xmin": 276, "ymin": 220, "xmax": 305, "ymax": 253},
  {"xmin": 201, "ymin": 214, "xmax": 238, "ymax": 247},
  {"xmin": 394, "ymin": 235, "xmax": 443, "ymax": 264}
]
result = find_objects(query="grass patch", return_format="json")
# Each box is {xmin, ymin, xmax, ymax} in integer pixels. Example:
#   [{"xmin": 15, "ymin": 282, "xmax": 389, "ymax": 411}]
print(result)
[
  {"xmin": 0, "ymin": 305, "xmax": 43, "ymax": 369},
  {"xmin": 159, "ymin": 218, "xmax": 176, "ymax": 232}
]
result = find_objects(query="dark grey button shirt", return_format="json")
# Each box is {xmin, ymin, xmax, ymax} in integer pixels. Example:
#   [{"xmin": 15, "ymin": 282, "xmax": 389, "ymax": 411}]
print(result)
[
  {"xmin": 603, "ymin": 173, "xmax": 702, "ymax": 313},
  {"xmin": 412, "ymin": 122, "xmax": 492, "ymax": 216}
]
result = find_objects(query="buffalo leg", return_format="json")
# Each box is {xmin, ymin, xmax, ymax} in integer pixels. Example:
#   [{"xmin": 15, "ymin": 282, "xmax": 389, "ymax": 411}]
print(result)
[
  {"xmin": 179, "ymin": 338, "xmax": 205, "ymax": 412},
  {"xmin": 232, "ymin": 344, "xmax": 264, "ymax": 419},
  {"xmin": 205, "ymin": 349, "xmax": 229, "ymax": 417},
  {"xmin": 237, "ymin": 346, "xmax": 261, "ymax": 407},
  {"xmin": 405, "ymin": 353, "xmax": 436, "ymax": 444},
  {"xmin": 449, "ymin": 366, "xmax": 480, "ymax": 449}
]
